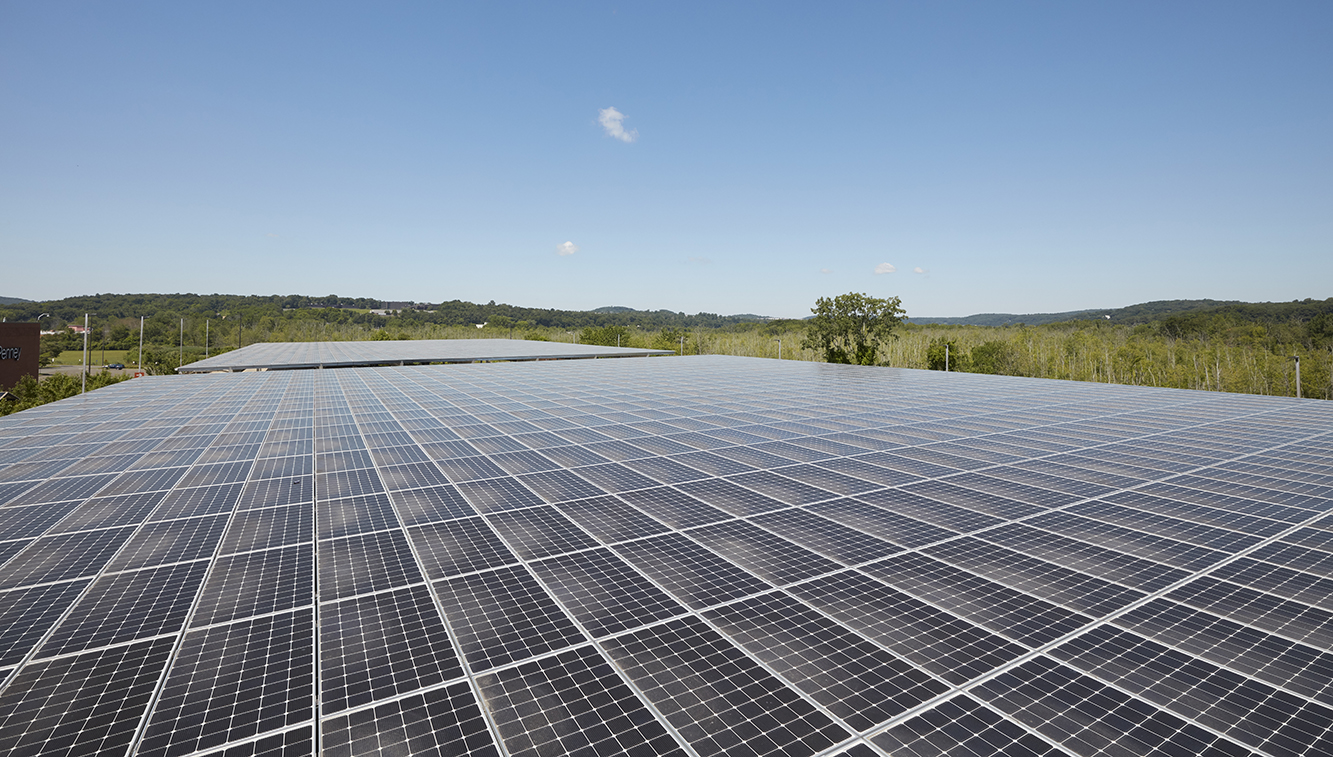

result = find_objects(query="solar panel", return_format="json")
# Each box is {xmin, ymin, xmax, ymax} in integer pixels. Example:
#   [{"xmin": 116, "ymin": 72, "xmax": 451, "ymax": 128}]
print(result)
[
  {"xmin": 177, "ymin": 338, "xmax": 673, "ymax": 373},
  {"xmin": 0, "ymin": 354, "xmax": 1331, "ymax": 756}
]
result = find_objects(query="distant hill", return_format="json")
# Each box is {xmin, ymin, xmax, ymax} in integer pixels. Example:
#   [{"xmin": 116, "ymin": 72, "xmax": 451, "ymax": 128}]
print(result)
[
  {"xmin": 0, "ymin": 296, "xmax": 32, "ymax": 305},
  {"xmin": 908, "ymin": 299, "xmax": 1333, "ymax": 327},
  {"xmin": 0, "ymin": 293, "xmax": 776, "ymax": 331}
]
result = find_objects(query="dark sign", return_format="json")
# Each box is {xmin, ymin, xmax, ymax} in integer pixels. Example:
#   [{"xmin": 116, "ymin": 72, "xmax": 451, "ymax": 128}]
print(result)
[{"xmin": 0, "ymin": 323, "xmax": 40, "ymax": 390}]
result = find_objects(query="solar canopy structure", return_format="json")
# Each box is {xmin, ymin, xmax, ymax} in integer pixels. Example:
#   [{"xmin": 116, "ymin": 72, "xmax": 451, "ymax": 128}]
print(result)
[
  {"xmin": 177, "ymin": 338, "xmax": 672, "ymax": 373},
  {"xmin": 0, "ymin": 355, "xmax": 1331, "ymax": 757}
]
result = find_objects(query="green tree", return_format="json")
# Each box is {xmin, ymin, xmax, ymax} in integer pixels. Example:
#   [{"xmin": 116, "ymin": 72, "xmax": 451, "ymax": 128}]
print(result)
[
  {"xmin": 579, "ymin": 325, "xmax": 631, "ymax": 347},
  {"xmin": 653, "ymin": 328, "xmax": 686, "ymax": 353},
  {"xmin": 969, "ymin": 340, "xmax": 1019, "ymax": 375},
  {"xmin": 926, "ymin": 337, "xmax": 967, "ymax": 371},
  {"xmin": 141, "ymin": 347, "xmax": 180, "ymax": 376},
  {"xmin": 802, "ymin": 293, "xmax": 906, "ymax": 365}
]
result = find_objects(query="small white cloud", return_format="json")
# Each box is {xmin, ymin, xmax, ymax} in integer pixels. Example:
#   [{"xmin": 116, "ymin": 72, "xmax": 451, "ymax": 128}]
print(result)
[
  {"xmin": 874, "ymin": 263, "xmax": 897, "ymax": 274},
  {"xmin": 265, "ymin": 233, "xmax": 280, "ymax": 238},
  {"xmin": 820, "ymin": 268, "xmax": 833, "ymax": 274},
  {"xmin": 598, "ymin": 107, "xmax": 638, "ymax": 143},
  {"xmin": 913, "ymin": 266, "xmax": 926, "ymax": 274},
  {"xmin": 556, "ymin": 241, "xmax": 579, "ymax": 256},
  {"xmin": 688, "ymin": 256, "xmax": 710, "ymax": 265}
]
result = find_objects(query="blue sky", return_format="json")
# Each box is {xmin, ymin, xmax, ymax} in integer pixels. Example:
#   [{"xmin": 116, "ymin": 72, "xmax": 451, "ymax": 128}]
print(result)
[{"xmin": 3, "ymin": 2, "xmax": 1330, "ymax": 318}]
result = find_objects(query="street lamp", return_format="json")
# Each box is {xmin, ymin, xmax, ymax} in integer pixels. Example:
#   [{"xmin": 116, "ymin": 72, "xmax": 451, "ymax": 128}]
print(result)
[{"xmin": 82, "ymin": 314, "xmax": 90, "ymax": 394}]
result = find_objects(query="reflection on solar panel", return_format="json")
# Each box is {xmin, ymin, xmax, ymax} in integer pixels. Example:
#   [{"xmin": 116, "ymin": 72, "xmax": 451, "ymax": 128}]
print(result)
[
  {"xmin": 1, "ymin": 354, "xmax": 1331, "ymax": 756},
  {"xmin": 178, "ymin": 338, "xmax": 672, "ymax": 373}
]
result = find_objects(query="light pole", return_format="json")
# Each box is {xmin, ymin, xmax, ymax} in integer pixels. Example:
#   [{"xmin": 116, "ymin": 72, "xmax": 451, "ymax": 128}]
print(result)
[
  {"xmin": 945, "ymin": 344, "xmax": 950, "ymax": 372},
  {"xmin": 138, "ymin": 317, "xmax": 144, "ymax": 371},
  {"xmin": 776, "ymin": 338, "xmax": 782, "ymax": 360},
  {"xmin": 206, "ymin": 319, "xmax": 210, "ymax": 357},
  {"xmin": 1294, "ymin": 355, "xmax": 1302, "ymax": 399},
  {"xmin": 179, "ymin": 318, "xmax": 184, "ymax": 370},
  {"xmin": 82, "ymin": 314, "xmax": 89, "ymax": 394}
]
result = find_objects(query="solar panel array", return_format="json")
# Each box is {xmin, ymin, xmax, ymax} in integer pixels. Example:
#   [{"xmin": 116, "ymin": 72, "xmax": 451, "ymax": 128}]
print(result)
[
  {"xmin": 177, "ymin": 338, "xmax": 672, "ymax": 373},
  {"xmin": 1, "ymin": 355, "xmax": 1331, "ymax": 757}
]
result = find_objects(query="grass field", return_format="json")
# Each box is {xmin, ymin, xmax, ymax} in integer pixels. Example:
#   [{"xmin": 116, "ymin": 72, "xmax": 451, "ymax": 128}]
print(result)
[{"xmin": 50, "ymin": 349, "xmax": 136, "ymax": 367}]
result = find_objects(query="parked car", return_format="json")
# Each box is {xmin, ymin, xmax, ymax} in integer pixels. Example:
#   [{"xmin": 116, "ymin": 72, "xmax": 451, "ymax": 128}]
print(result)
[{"xmin": 107, "ymin": 363, "xmax": 125, "ymax": 370}]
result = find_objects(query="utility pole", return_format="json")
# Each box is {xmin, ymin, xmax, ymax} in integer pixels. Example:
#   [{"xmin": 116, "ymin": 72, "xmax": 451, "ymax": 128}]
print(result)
[
  {"xmin": 179, "ymin": 318, "xmax": 184, "ymax": 369},
  {"xmin": 82, "ymin": 313, "xmax": 89, "ymax": 393},
  {"xmin": 777, "ymin": 338, "xmax": 782, "ymax": 360},
  {"xmin": 1295, "ymin": 355, "xmax": 1302, "ymax": 399},
  {"xmin": 206, "ymin": 320, "xmax": 210, "ymax": 357},
  {"xmin": 679, "ymin": 335, "xmax": 684, "ymax": 356},
  {"xmin": 139, "ymin": 316, "xmax": 144, "ymax": 370},
  {"xmin": 945, "ymin": 344, "xmax": 950, "ymax": 372}
]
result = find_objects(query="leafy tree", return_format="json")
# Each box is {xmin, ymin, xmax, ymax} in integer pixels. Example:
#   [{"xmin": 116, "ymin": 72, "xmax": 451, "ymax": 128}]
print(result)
[
  {"xmin": 926, "ymin": 337, "xmax": 967, "ymax": 371},
  {"xmin": 141, "ymin": 348, "xmax": 180, "ymax": 376},
  {"xmin": 579, "ymin": 325, "xmax": 632, "ymax": 347},
  {"xmin": 1308, "ymin": 313, "xmax": 1333, "ymax": 349},
  {"xmin": 802, "ymin": 293, "xmax": 906, "ymax": 365},
  {"xmin": 653, "ymin": 328, "xmax": 687, "ymax": 353},
  {"xmin": 969, "ymin": 340, "xmax": 1020, "ymax": 375}
]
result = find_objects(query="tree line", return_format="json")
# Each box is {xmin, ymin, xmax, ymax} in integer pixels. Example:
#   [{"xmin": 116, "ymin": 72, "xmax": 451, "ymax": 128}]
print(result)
[{"xmin": 4, "ymin": 292, "xmax": 1329, "ymax": 403}]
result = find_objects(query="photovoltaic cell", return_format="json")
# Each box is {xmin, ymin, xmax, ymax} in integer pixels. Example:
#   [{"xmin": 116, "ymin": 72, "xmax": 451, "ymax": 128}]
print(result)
[
  {"xmin": 615, "ymin": 486, "xmax": 730, "ymax": 529},
  {"xmin": 972, "ymin": 656, "xmax": 1253, "ymax": 757},
  {"xmin": 484, "ymin": 505, "xmax": 600, "ymax": 560},
  {"xmin": 747, "ymin": 508, "xmax": 900, "ymax": 565},
  {"xmin": 554, "ymin": 494, "xmax": 672, "ymax": 544},
  {"xmin": 703, "ymin": 591, "xmax": 950, "ymax": 731},
  {"xmin": 478, "ymin": 645, "xmax": 686, "ymax": 757},
  {"xmin": 319, "ymin": 584, "xmax": 461, "ymax": 713},
  {"xmin": 321, "ymin": 682, "xmax": 496, "ymax": 757},
  {"xmin": 0, "ymin": 580, "xmax": 91, "ymax": 666},
  {"xmin": 529, "ymin": 548, "xmax": 686, "ymax": 637},
  {"xmin": 194, "ymin": 727, "xmax": 313, "ymax": 757},
  {"xmin": 602, "ymin": 616, "xmax": 850, "ymax": 757},
  {"xmin": 192, "ymin": 544, "xmax": 314, "ymax": 626},
  {"xmin": 138, "ymin": 610, "xmax": 315, "ymax": 757},
  {"xmin": 408, "ymin": 518, "xmax": 518, "ymax": 579},
  {"xmin": 0, "ymin": 637, "xmax": 175, "ymax": 757},
  {"xmin": 222, "ymin": 503, "xmax": 314, "ymax": 553},
  {"xmin": 318, "ymin": 530, "xmax": 423, "ymax": 601},
  {"xmin": 0, "ymin": 526, "xmax": 137, "ymax": 590},
  {"xmin": 0, "ymin": 354, "xmax": 1330, "ymax": 757},
  {"xmin": 687, "ymin": 519, "xmax": 843, "ymax": 585},
  {"xmin": 108, "ymin": 513, "xmax": 231, "ymax": 571},
  {"xmin": 790, "ymin": 570, "xmax": 1028, "ymax": 685},
  {"xmin": 434, "ymin": 565, "xmax": 587, "ymax": 671},
  {"xmin": 613, "ymin": 532, "xmax": 773, "ymax": 609},
  {"xmin": 39, "ymin": 560, "xmax": 209, "ymax": 656},
  {"xmin": 870, "ymin": 694, "xmax": 1064, "ymax": 757}
]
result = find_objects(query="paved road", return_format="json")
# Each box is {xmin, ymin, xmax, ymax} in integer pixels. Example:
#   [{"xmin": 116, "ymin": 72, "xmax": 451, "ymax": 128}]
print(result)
[{"xmin": 40, "ymin": 365, "xmax": 142, "ymax": 379}]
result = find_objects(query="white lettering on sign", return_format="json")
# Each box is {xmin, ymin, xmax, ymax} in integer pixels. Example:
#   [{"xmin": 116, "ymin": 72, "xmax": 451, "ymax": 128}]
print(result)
[{"xmin": 0, "ymin": 346, "xmax": 20, "ymax": 360}]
